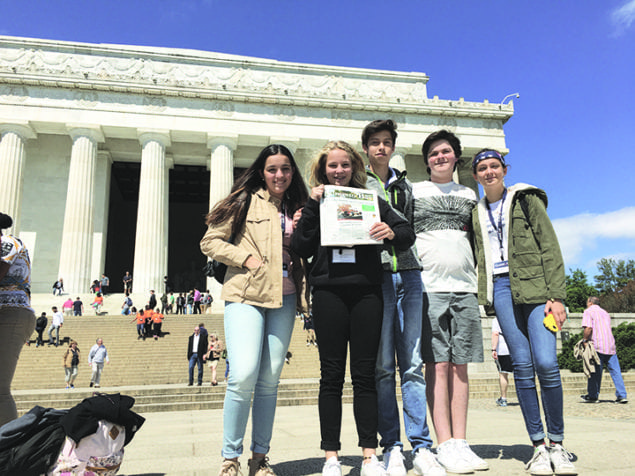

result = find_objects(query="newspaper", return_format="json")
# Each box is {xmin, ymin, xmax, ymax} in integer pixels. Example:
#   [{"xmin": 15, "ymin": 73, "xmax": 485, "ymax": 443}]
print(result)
[{"xmin": 320, "ymin": 185, "xmax": 381, "ymax": 247}]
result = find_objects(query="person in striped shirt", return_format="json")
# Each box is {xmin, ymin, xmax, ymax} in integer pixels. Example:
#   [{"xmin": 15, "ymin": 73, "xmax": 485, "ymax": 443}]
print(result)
[{"xmin": 580, "ymin": 296, "xmax": 628, "ymax": 404}]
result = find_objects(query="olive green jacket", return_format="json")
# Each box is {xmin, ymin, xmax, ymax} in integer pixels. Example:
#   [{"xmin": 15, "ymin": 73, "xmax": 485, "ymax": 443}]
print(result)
[{"xmin": 472, "ymin": 183, "xmax": 566, "ymax": 309}]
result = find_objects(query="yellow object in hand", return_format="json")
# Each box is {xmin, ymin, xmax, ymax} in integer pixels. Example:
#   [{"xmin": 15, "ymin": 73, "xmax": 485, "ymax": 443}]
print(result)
[{"xmin": 543, "ymin": 312, "xmax": 559, "ymax": 332}]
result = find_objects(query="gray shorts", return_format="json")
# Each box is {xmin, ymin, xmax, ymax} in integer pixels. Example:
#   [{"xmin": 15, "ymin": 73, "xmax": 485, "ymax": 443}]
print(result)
[{"xmin": 422, "ymin": 292, "xmax": 484, "ymax": 364}]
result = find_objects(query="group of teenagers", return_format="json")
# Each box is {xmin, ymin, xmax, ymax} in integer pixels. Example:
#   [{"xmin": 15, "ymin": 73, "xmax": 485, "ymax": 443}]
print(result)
[
  {"xmin": 200, "ymin": 121, "xmax": 576, "ymax": 476},
  {"xmin": 130, "ymin": 305, "xmax": 165, "ymax": 340}
]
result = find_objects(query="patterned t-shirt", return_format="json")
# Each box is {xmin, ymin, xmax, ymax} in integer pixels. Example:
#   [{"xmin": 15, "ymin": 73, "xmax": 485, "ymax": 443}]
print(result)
[
  {"xmin": 412, "ymin": 180, "xmax": 477, "ymax": 293},
  {"xmin": 0, "ymin": 234, "xmax": 32, "ymax": 310}
]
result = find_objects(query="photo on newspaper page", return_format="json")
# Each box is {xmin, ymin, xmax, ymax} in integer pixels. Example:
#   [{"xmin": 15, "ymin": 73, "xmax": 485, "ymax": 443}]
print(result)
[{"xmin": 320, "ymin": 185, "xmax": 381, "ymax": 246}]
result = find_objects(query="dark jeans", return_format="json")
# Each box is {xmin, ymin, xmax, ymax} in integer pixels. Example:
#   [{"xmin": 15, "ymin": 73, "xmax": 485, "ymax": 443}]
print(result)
[
  {"xmin": 189, "ymin": 353, "xmax": 203, "ymax": 385},
  {"xmin": 312, "ymin": 285, "xmax": 383, "ymax": 451},
  {"xmin": 36, "ymin": 329, "xmax": 45, "ymax": 346},
  {"xmin": 193, "ymin": 301, "xmax": 201, "ymax": 314}
]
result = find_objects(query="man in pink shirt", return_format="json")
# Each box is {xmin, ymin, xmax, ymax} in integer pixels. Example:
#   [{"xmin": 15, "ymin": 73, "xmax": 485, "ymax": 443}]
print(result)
[{"xmin": 580, "ymin": 296, "xmax": 628, "ymax": 404}]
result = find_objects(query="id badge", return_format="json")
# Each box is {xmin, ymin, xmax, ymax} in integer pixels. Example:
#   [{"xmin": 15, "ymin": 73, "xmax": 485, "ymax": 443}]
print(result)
[
  {"xmin": 332, "ymin": 248, "xmax": 356, "ymax": 263},
  {"xmin": 282, "ymin": 263, "xmax": 289, "ymax": 278}
]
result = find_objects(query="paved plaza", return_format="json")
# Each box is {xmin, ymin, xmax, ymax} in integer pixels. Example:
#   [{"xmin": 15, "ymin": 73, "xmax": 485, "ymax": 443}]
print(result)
[{"xmin": 119, "ymin": 392, "xmax": 634, "ymax": 475}]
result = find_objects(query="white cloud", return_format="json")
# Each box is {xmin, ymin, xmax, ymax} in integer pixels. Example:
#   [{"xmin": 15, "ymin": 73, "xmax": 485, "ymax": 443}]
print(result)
[
  {"xmin": 611, "ymin": 0, "xmax": 635, "ymax": 37},
  {"xmin": 552, "ymin": 207, "xmax": 635, "ymax": 265}
]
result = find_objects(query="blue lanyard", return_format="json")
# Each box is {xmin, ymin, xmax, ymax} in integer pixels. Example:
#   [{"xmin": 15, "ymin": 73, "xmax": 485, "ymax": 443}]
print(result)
[{"xmin": 486, "ymin": 189, "xmax": 507, "ymax": 261}]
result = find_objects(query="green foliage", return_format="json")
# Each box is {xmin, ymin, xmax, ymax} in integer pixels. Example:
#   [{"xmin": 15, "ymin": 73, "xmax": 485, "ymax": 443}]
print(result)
[
  {"xmin": 614, "ymin": 322, "xmax": 635, "ymax": 370},
  {"xmin": 557, "ymin": 322, "xmax": 635, "ymax": 372},
  {"xmin": 600, "ymin": 280, "xmax": 635, "ymax": 313},
  {"xmin": 594, "ymin": 258, "xmax": 635, "ymax": 294},
  {"xmin": 565, "ymin": 268, "xmax": 595, "ymax": 313},
  {"xmin": 557, "ymin": 330, "xmax": 584, "ymax": 372}
]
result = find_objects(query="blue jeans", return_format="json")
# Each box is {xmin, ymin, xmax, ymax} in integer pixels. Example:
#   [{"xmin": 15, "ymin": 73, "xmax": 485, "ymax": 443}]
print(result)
[
  {"xmin": 376, "ymin": 270, "xmax": 432, "ymax": 453},
  {"xmin": 221, "ymin": 294, "xmax": 296, "ymax": 458},
  {"xmin": 189, "ymin": 353, "xmax": 203, "ymax": 385},
  {"xmin": 587, "ymin": 352, "xmax": 627, "ymax": 400},
  {"xmin": 493, "ymin": 276, "xmax": 564, "ymax": 442}
]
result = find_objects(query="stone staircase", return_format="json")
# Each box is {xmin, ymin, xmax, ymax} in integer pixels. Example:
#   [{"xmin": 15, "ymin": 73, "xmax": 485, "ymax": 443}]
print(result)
[{"xmin": 13, "ymin": 299, "xmax": 635, "ymax": 415}]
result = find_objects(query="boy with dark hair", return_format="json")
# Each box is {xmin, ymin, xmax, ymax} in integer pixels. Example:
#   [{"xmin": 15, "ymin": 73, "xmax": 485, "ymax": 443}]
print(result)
[
  {"xmin": 412, "ymin": 129, "xmax": 486, "ymax": 473},
  {"xmin": 362, "ymin": 119, "xmax": 445, "ymax": 476}
]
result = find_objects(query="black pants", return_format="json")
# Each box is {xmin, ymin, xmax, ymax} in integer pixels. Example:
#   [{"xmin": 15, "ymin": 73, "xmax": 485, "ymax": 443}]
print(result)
[
  {"xmin": 312, "ymin": 285, "xmax": 383, "ymax": 451},
  {"xmin": 193, "ymin": 301, "xmax": 201, "ymax": 314}
]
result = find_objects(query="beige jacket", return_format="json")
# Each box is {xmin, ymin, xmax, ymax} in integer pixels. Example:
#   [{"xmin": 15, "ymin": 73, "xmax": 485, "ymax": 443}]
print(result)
[
  {"xmin": 200, "ymin": 188, "xmax": 308, "ymax": 311},
  {"xmin": 574, "ymin": 339, "xmax": 601, "ymax": 378}
]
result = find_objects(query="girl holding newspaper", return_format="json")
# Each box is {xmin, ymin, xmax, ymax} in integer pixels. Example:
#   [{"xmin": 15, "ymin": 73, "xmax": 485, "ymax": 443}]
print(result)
[{"xmin": 291, "ymin": 140, "xmax": 414, "ymax": 476}]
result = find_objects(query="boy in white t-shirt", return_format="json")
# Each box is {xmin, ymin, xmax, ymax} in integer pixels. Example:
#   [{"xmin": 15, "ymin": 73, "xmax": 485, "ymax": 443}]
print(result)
[{"xmin": 412, "ymin": 130, "xmax": 486, "ymax": 474}]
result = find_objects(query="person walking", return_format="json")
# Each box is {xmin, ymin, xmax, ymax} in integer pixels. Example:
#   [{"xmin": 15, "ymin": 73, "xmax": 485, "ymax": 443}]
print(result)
[
  {"xmin": 292, "ymin": 140, "xmax": 415, "ymax": 476},
  {"xmin": 63, "ymin": 340, "xmax": 80, "ymax": 389},
  {"xmin": 491, "ymin": 317, "xmax": 512, "ymax": 407},
  {"xmin": 48, "ymin": 306, "xmax": 64, "ymax": 346},
  {"xmin": 72, "ymin": 296, "xmax": 84, "ymax": 316},
  {"xmin": 201, "ymin": 144, "xmax": 309, "ymax": 476},
  {"xmin": 35, "ymin": 312, "xmax": 48, "ymax": 347},
  {"xmin": 0, "ymin": 212, "xmax": 36, "ymax": 426},
  {"xmin": 187, "ymin": 326, "xmax": 207, "ymax": 386},
  {"xmin": 580, "ymin": 296, "xmax": 628, "ymax": 404},
  {"xmin": 205, "ymin": 333, "xmax": 224, "ymax": 386},
  {"xmin": 123, "ymin": 271, "xmax": 132, "ymax": 294},
  {"xmin": 472, "ymin": 148, "xmax": 576, "ymax": 475},
  {"xmin": 88, "ymin": 338, "xmax": 109, "ymax": 388}
]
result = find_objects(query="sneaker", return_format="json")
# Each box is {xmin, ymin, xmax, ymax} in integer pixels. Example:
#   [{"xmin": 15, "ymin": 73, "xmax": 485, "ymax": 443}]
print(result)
[
  {"xmin": 413, "ymin": 447, "xmax": 446, "ymax": 476},
  {"xmin": 496, "ymin": 397, "xmax": 508, "ymax": 407},
  {"xmin": 218, "ymin": 459, "xmax": 241, "ymax": 476},
  {"xmin": 322, "ymin": 456, "xmax": 342, "ymax": 476},
  {"xmin": 89, "ymin": 382, "xmax": 94, "ymax": 388},
  {"xmin": 525, "ymin": 445, "xmax": 553, "ymax": 476},
  {"xmin": 579, "ymin": 394, "xmax": 598, "ymax": 403},
  {"xmin": 435, "ymin": 439, "xmax": 473, "ymax": 474},
  {"xmin": 247, "ymin": 456, "xmax": 276, "ymax": 476},
  {"xmin": 615, "ymin": 397, "xmax": 628, "ymax": 404},
  {"xmin": 360, "ymin": 454, "xmax": 387, "ymax": 476},
  {"xmin": 454, "ymin": 439, "xmax": 489, "ymax": 471},
  {"xmin": 549, "ymin": 443, "xmax": 577, "ymax": 475},
  {"xmin": 384, "ymin": 446, "xmax": 407, "ymax": 476}
]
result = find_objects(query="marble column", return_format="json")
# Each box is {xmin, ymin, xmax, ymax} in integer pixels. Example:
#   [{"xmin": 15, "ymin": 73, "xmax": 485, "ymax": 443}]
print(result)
[
  {"xmin": 58, "ymin": 126, "xmax": 104, "ymax": 294},
  {"xmin": 0, "ymin": 123, "xmax": 36, "ymax": 235},
  {"xmin": 390, "ymin": 147, "xmax": 408, "ymax": 172},
  {"xmin": 207, "ymin": 135, "xmax": 237, "ymax": 212},
  {"xmin": 133, "ymin": 131, "xmax": 171, "ymax": 295}
]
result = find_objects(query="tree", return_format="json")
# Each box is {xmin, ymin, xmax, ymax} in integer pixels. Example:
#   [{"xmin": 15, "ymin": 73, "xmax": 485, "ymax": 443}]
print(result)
[
  {"xmin": 594, "ymin": 258, "xmax": 635, "ymax": 294},
  {"xmin": 599, "ymin": 279, "xmax": 635, "ymax": 313},
  {"xmin": 565, "ymin": 268, "xmax": 596, "ymax": 313}
]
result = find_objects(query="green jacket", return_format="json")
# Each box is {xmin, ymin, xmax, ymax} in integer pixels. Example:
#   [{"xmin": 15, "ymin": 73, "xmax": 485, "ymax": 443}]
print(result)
[{"xmin": 472, "ymin": 183, "xmax": 566, "ymax": 309}]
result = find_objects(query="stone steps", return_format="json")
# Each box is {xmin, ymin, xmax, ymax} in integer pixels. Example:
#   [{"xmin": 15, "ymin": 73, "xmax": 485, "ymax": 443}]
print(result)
[{"xmin": 13, "ymin": 306, "xmax": 635, "ymax": 415}]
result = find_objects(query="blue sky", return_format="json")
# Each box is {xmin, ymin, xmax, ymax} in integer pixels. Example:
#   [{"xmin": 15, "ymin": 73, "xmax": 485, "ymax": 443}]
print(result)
[{"xmin": 2, "ymin": 0, "xmax": 634, "ymax": 282}]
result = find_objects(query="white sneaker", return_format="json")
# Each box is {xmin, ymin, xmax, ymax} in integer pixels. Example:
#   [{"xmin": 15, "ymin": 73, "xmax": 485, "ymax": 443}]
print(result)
[
  {"xmin": 549, "ymin": 443, "xmax": 577, "ymax": 475},
  {"xmin": 435, "ymin": 439, "xmax": 473, "ymax": 474},
  {"xmin": 525, "ymin": 445, "xmax": 553, "ymax": 476},
  {"xmin": 454, "ymin": 439, "xmax": 489, "ymax": 471},
  {"xmin": 384, "ymin": 446, "xmax": 407, "ymax": 476},
  {"xmin": 413, "ymin": 447, "xmax": 446, "ymax": 476},
  {"xmin": 322, "ymin": 456, "xmax": 342, "ymax": 476},
  {"xmin": 360, "ymin": 454, "xmax": 387, "ymax": 476}
]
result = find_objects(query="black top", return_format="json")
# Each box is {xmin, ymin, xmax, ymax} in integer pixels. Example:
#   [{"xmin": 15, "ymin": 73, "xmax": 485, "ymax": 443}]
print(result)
[{"xmin": 291, "ymin": 197, "xmax": 415, "ymax": 287}]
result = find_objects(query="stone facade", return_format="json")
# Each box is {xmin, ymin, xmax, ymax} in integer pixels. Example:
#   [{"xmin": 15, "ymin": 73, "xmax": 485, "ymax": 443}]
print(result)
[{"xmin": 0, "ymin": 36, "xmax": 513, "ymax": 294}]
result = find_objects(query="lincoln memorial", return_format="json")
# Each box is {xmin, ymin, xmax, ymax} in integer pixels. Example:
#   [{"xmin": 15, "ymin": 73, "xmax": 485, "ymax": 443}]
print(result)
[{"xmin": 0, "ymin": 36, "xmax": 513, "ymax": 295}]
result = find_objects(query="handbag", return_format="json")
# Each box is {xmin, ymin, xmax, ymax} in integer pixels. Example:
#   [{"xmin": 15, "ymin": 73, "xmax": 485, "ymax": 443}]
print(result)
[{"xmin": 203, "ymin": 233, "xmax": 235, "ymax": 284}]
